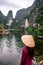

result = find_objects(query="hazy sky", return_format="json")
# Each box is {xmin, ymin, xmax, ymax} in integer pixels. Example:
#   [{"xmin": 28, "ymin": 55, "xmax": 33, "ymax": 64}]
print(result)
[{"xmin": 0, "ymin": 0, "xmax": 35, "ymax": 18}]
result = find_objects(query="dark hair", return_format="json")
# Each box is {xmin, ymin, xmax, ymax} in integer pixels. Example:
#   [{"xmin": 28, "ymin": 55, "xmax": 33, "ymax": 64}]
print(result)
[{"xmin": 26, "ymin": 46, "xmax": 35, "ymax": 59}]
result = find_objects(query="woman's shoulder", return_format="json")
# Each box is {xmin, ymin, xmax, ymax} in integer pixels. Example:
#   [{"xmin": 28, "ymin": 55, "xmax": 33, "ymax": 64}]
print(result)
[{"xmin": 22, "ymin": 47, "xmax": 28, "ymax": 53}]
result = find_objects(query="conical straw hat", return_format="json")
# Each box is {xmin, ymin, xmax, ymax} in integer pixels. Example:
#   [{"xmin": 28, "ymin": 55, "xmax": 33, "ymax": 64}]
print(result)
[{"xmin": 21, "ymin": 35, "xmax": 35, "ymax": 47}]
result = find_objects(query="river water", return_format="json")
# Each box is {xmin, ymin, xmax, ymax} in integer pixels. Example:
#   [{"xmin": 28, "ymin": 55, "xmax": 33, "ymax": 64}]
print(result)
[{"xmin": 0, "ymin": 35, "xmax": 22, "ymax": 65}]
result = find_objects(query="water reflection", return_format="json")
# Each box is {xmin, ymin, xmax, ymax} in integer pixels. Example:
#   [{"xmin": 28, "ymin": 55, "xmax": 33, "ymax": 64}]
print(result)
[{"xmin": 0, "ymin": 35, "xmax": 22, "ymax": 65}]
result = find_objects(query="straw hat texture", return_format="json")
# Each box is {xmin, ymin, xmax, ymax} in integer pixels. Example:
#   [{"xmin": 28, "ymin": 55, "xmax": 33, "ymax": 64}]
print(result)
[{"xmin": 21, "ymin": 35, "xmax": 35, "ymax": 47}]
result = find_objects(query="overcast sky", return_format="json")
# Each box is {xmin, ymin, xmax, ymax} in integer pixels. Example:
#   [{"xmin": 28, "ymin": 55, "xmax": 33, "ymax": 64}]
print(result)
[{"xmin": 0, "ymin": 0, "xmax": 35, "ymax": 18}]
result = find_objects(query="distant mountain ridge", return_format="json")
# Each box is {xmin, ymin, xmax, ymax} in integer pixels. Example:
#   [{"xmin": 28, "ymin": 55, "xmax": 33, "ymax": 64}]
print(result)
[
  {"xmin": 0, "ymin": 0, "xmax": 43, "ymax": 28},
  {"xmin": 15, "ymin": 7, "xmax": 31, "ymax": 22},
  {"xmin": 7, "ymin": 10, "xmax": 13, "ymax": 19},
  {"xmin": 0, "ymin": 10, "xmax": 13, "ymax": 26},
  {"xmin": 0, "ymin": 11, "xmax": 5, "ymax": 19}
]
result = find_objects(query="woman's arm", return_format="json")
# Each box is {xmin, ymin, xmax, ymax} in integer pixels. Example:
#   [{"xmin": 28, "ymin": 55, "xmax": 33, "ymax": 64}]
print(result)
[{"xmin": 20, "ymin": 49, "xmax": 26, "ymax": 65}]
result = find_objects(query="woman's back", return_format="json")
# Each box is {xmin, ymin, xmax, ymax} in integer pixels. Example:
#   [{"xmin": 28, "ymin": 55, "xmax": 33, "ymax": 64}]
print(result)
[{"xmin": 20, "ymin": 47, "xmax": 32, "ymax": 65}]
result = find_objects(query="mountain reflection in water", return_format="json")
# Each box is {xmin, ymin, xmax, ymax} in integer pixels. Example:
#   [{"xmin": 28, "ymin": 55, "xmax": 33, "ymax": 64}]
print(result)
[{"xmin": 0, "ymin": 35, "xmax": 22, "ymax": 65}]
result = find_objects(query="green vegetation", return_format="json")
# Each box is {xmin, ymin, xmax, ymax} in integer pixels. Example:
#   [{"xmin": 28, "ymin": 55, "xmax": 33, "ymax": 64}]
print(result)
[
  {"xmin": 26, "ymin": 26, "xmax": 35, "ymax": 35},
  {"xmin": 0, "ymin": 23, "xmax": 4, "ymax": 29},
  {"xmin": 26, "ymin": 26, "xmax": 43, "ymax": 61}
]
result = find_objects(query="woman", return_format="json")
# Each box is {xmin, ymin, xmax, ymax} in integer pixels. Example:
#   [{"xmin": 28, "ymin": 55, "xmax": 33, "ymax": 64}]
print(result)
[{"xmin": 20, "ymin": 35, "xmax": 35, "ymax": 65}]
